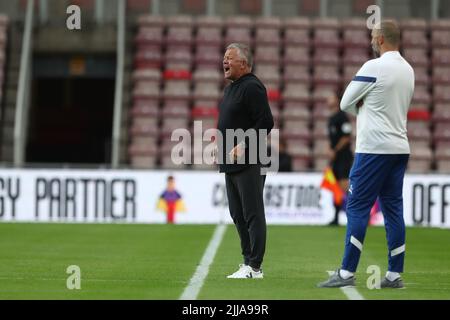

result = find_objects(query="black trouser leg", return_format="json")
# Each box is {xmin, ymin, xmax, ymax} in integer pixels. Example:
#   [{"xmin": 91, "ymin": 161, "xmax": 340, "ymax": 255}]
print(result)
[
  {"xmin": 225, "ymin": 173, "xmax": 251, "ymax": 265},
  {"xmin": 225, "ymin": 165, "xmax": 267, "ymax": 269},
  {"xmin": 332, "ymin": 204, "xmax": 341, "ymax": 224}
]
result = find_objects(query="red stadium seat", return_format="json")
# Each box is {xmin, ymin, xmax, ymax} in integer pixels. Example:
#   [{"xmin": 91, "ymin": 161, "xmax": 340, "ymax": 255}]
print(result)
[
  {"xmin": 313, "ymin": 17, "xmax": 340, "ymax": 29},
  {"xmin": 433, "ymin": 122, "xmax": 450, "ymax": 141},
  {"xmin": 281, "ymin": 103, "xmax": 311, "ymax": 121},
  {"xmin": 312, "ymin": 120, "xmax": 328, "ymax": 139},
  {"xmin": 413, "ymin": 66, "xmax": 430, "ymax": 86},
  {"xmin": 283, "ymin": 64, "xmax": 311, "ymax": 84},
  {"xmin": 166, "ymin": 26, "xmax": 193, "ymax": 46},
  {"xmin": 432, "ymin": 48, "xmax": 450, "ymax": 65},
  {"xmin": 343, "ymin": 29, "xmax": 370, "ymax": 48},
  {"xmin": 254, "ymin": 45, "xmax": 280, "ymax": 64},
  {"xmin": 408, "ymin": 109, "xmax": 431, "ymax": 121},
  {"xmin": 195, "ymin": 27, "xmax": 223, "ymax": 46},
  {"xmin": 160, "ymin": 118, "xmax": 190, "ymax": 137},
  {"xmin": 312, "ymin": 138, "xmax": 330, "ymax": 158},
  {"xmin": 342, "ymin": 65, "xmax": 361, "ymax": 85},
  {"xmin": 411, "ymin": 85, "xmax": 432, "ymax": 106},
  {"xmin": 313, "ymin": 29, "xmax": 340, "ymax": 48},
  {"xmin": 283, "ymin": 119, "xmax": 311, "ymax": 140},
  {"xmin": 225, "ymin": 16, "xmax": 253, "ymax": 28},
  {"xmin": 283, "ymin": 83, "xmax": 311, "ymax": 103},
  {"xmin": 166, "ymin": 15, "xmax": 194, "ymax": 27},
  {"xmin": 283, "ymin": 17, "xmax": 311, "ymax": 30},
  {"xmin": 285, "ymin": 139, "xmax": 311, "ymax": 159},
  {"xmin": 131, "ymin": 103, "xmax": 160, "ymax": 118},
  {"xmin": 137, "ymin": 15, "xmax": 165, "ymax": 28},
  {"xmin": 283, "ymin": 28, "xmax": 311, "ymax": 47},
  {"xmin": 132, "ymin": 82, "xmax": 160, "ymax": 100},
  {"xmin": 313, "ymin": 48, "xmax": 339, "ymax": 65},
  {"xmin": 431, "ymin": 30, "xmax": 450, "ymax": 47},
  {"xmin": 429, "ymin": 19, "xmax": 450, "ymax": 30},
  {"xmin": 162, "ymin": 101, "xmax": 190, "ymax": 118},
  {"xmin": 313, "ymin": 66, "xmax": 340, "ymax": 86},
  {"xmin": 342, "ymin": 48, "xmax": 370, "ymax": 65},
  {"xmin": 135, "ymin": 27, "xmax": 164, "ymax": 46},
  {"xmin": 402, "ymin": 29, "xmax": 428, "ymax": 48},
  {"xmin": 312, "ymin": 102, "xmax": 332, "ymax": 120},
  {"xmin": 407, "ymin": 160, "xmax": 432, "ymax": 173},
  {"xmin": 192, "ymin": 82, "xmax": 221, "ymax": 101},
  {"xmin": 224, "ymin": 27, "xmax": 252, "ymax": 46},
  {"xmin": 195, "ymin": 45, "xmax": 222, "ymax": 68},
  {"xmin": 432, "ymin": 103, "xmax": 450, "ymax": 123},
  {"xmin": 163, "ymin": 81, "xmax": 191, "ymax": 100},
  {"xmin": 400, "ymin": 18, "xmax": 428, "ymax": 30},
  {"xmin": 403, "ymin": 48, "xmax": 429, "ymax": 68},
  {"xmin": 255, "ymin": 28, "xmax": 281, "ymax": 46},
  {"xmin": 195, "ymin": 15, "xmax": 223, "ymax": 28},
  {"xmin": 432, "ymin": 66, "xmax": 450, "ymax": 84},
  {"xmin": 254, "ymin": 66, "xmax": 281, "ymax": 89},
  {"xmin": 283, "ymin": 46, "xmax": 310, "ymax": 65},
  {"xmin": 134, "ymin": 46, "xmax": 162, "ymax": 69},
  {"xmin": 255, "ymin": 16, "xmax": 281, "ymax": 29},
  {"xmin": 165, "ymin": 45, "xmax": 192, "ymax": 70},
  {"xmin": 407, "ymin": 121, "xmax": 431, "ymax": 141},
  {"xmin": 341, "ymin": 18, "xmax": 368, "ymax": 31},
  {"xmin": 434, "ymin": 141, "xmax": 450, "ymax": 163},
  {"xmin": 193, "ymin": 68, "xmax": 222, "ymax": 83}
]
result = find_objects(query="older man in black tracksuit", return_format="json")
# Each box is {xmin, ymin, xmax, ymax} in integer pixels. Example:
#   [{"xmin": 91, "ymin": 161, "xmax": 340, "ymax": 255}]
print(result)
[{"xmin": 217, "ymin": 43, "xmax": 274, "ymax": 279}]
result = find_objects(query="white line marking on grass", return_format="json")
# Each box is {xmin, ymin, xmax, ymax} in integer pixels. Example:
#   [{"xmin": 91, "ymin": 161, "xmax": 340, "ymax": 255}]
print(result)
[
  {"xmin": 179, "ymin": 224, "xmax": 227, "ymax": 300},
  {"xmin": 327, "ymin": 271, "xmax": 365, "ymax": 300}
]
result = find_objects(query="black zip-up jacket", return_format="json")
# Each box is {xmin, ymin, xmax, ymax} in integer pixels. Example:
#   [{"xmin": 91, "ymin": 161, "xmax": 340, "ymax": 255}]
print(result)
[{"xmin": 217, "ymin": 73, "xmax": 274, "ymax": 173}]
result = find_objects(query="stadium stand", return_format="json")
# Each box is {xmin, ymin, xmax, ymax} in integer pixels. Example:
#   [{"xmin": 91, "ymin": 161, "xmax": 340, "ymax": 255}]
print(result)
[{"xmin": 128, "ymin": 14, "xmax": 450, "ymax": 172}]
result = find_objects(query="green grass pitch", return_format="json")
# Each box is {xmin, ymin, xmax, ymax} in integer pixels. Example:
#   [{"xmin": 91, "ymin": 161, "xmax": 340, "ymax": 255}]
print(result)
[{"xmin": 0, "ymin": 223, "xmax": 449, "ymax": 300}]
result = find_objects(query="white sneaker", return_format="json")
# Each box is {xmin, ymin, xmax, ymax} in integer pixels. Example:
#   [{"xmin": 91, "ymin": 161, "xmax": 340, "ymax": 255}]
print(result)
[{"xmin": 226, "ymin": 264, "xmax": 264, "ymax": 279}]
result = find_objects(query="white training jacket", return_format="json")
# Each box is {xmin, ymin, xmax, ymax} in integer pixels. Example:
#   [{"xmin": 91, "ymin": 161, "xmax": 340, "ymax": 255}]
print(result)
[{"xmin": 340, "ymin": 51, "xmax": 415, "ymax": 154}]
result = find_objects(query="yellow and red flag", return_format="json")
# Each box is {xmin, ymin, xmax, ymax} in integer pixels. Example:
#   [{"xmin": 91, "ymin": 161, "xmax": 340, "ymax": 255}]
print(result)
[{"xmin": 320, "ymin": 166, "xmax": 345, "ymax": 206}]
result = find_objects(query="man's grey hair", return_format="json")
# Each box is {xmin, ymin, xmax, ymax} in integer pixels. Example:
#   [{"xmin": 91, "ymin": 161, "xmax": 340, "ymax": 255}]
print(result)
[
  {"xmin": 226, "ymin": 43, "xmax": 253, "ymax": 71},
  {"xmin": 374, "ymin": 20, "xmax": 401, "ymax": 47}
]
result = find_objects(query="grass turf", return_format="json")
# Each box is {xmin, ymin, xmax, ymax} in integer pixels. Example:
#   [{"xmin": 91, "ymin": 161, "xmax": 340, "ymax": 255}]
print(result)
[{"xmin": 0, "ymin": 223, "xmax": 449, "ymax": 300}]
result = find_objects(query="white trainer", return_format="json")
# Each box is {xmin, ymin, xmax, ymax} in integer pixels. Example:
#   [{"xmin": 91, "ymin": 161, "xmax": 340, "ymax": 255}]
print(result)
[{"xmin": 226, "ymin": 264, "xmax": 264, "ymax": 279}]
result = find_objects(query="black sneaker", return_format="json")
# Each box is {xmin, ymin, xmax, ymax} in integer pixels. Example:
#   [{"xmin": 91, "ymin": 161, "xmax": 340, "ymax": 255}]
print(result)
[
  {"xmin": 381, "ymin": 277, "xmax": 404, "ymax": 289},
  {"xmin": 317, "ymin": 269, "xmax": 356, "ymax": 288}
]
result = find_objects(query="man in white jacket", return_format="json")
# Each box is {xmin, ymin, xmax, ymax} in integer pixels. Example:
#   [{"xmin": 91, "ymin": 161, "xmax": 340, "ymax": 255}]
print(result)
[{"xmin": 318, "ymin": 20, "xmax": 415, "ymax": 289}]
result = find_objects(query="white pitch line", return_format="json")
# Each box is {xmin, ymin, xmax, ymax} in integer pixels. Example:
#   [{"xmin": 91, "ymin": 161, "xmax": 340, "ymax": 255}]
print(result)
[
  {"xmin": 327, "ymin": 271, "xmax": 365, "ymax": 300},
  {"xmin": 179, "ymin": 224, "xmax": 227, "ymax": 300}
]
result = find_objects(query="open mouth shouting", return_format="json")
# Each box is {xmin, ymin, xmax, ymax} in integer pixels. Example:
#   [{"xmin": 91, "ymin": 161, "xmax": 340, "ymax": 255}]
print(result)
[{"xmin": 223, "ymin": 64, "xmax": 231, "ymax": 78}]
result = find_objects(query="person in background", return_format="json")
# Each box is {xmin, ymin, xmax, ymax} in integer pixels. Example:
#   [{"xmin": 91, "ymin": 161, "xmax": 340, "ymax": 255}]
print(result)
[
  {"xmin": 217, "ymin": 43, "xmax": 274, "ymax": 279},
  {"xmin": 266, "ymin": 138, "xmax": 292, "ymax": 172},
  {"xmin": 318, "ymin": 20, "xmax": 414, "ymax": 289},
  {"xmin": 277, "ymin": 139, "xmax": 293, "ymax": 172},
  {"xmin": 327, "ymin": 92, "xmax": 353, "ymax": 226}
]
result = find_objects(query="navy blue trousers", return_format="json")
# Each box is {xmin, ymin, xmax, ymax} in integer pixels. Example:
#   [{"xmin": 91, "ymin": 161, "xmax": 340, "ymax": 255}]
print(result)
[{"xmin": 341, "ymin": 153, "xmax": 409, "ymax": 273}]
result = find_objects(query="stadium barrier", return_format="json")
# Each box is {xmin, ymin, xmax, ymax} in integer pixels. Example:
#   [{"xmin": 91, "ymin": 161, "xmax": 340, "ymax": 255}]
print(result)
[{"xmin": 0, "ymin": 169, "xmax": 448, "ymax": 228}]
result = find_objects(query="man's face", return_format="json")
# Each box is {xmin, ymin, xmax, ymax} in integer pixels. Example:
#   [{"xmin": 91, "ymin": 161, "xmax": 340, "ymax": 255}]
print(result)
[
  {"xmin": 167, "ymin": 179, "xmax": 175, "ymax": 191},
  {"xmin": 223, "ymin": 48, "xmax": 246, "ymax": 81},
  {"xmin": 371, "ymin": 29, "xmax": 382, "ymax": 58}
]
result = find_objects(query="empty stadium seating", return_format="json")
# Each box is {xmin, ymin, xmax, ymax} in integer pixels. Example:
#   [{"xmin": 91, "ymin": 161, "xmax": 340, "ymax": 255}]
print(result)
[{"xmin": 129, "ymin": 15, "xmax": 450, "ymax": 173}]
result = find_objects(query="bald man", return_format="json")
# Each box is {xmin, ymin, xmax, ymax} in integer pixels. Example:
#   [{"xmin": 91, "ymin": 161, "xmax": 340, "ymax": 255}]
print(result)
[{"xmin": 318, "ymin": 20, "xmax": 414, "ymax": 289}]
